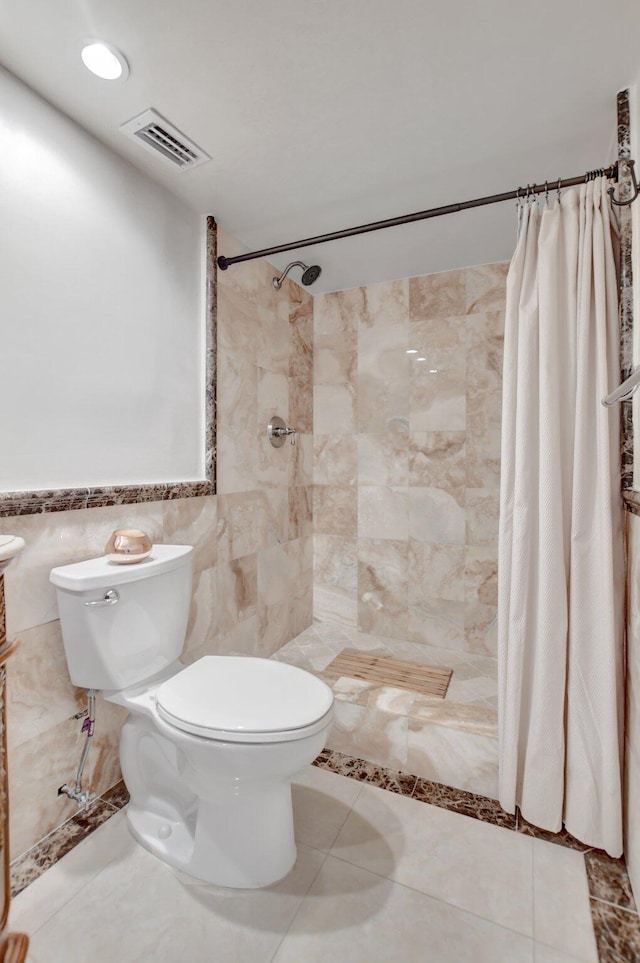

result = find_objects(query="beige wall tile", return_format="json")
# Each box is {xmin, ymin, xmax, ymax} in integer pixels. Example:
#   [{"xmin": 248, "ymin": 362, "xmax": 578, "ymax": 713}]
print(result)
[
  {"xmin": 314, "ymin": 435, "xmax": 357, "ymax": 486},
  {"xmin": 359, "ymin": 486, "xmax": 409, "ymax": 541},
  {"xmin": 408, "ymin": 541, "xmax": 465, "ymax": 603},
  {"xmin": 409, "ymin": 269, "xmax": 466, "ymax": 319},
  {"xmin": 358, "ymin": 538, "xmax": 408, "ymax": 638},
  {"xmin": 358, "ymin": 432, "xmax": 409, "ymax": 487},
  {"xmin": 314, "ymin": 486, "xmax": 357, "ymax": 537}
]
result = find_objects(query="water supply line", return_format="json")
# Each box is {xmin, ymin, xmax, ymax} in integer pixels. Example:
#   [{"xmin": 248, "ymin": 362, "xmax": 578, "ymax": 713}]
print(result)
[{"xmin": 58, "ymin": 689, "xmax": 100, "ymax": 809}]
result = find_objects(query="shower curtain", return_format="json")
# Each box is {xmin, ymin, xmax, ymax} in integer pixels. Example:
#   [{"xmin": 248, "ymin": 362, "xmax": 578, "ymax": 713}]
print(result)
[{"xmin": 498, "ymin": 177, "xmax": 625, "ymax": 856}]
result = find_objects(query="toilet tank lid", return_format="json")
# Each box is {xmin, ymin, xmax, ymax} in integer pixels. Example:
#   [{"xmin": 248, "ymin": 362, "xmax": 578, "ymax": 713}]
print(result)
[{"xmin": 50, "ymin": 544, "xmax": 193, "ymax": 592}]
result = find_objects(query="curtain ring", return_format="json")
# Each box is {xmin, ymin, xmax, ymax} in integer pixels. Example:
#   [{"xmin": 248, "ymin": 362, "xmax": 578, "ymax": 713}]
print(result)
[
  {"xmin": 557, "ymin": 178, "xmax": 562, "ymax": 203},
  {"xmin": 544, "ymin": 180, "xmax": 549, "ymax": 207}
]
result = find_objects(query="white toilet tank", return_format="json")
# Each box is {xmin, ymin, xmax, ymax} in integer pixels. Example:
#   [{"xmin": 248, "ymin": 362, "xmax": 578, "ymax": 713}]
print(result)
[{"xmin": 50, "ymin": 544, "xmax": 193, "ymax": 690}]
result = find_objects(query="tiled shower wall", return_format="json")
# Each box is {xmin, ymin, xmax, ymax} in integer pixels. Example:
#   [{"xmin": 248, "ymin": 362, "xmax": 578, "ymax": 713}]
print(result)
[
  {"xmin": 313, "ymin": 262, "xmax": 507, "ymax": 657},
  {"xmin": 1, "ymin": 225, "xmax": 313, "ymax": 859}
]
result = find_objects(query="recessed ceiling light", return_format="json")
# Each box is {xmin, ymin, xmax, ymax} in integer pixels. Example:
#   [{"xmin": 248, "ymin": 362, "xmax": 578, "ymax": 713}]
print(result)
[
  {"xmin": 406, "ymin": 349, "xmax": 418, "ymax": 354},
  {"xmin": 429, "ymin": 368, "xmax": 438, "ymax": 373},
  {"xmin": 416, "ymin": 356, "xmax": 427, "ymax": 362},
  {"xmin": 81, "ymin": 41, "xmax": 129, "ymax": 80}
]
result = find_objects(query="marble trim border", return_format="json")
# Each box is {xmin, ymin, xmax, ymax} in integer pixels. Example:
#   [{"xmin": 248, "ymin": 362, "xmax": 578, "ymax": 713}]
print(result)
[
  {"xmin": 618, "ymin": 88, "xmax": 635, "ymax": 496},
  {"xmin": 10, "ymin": 751, "xmax": 640, "ymax": 961},
  {"xmin": 0, "ymin": 217, "xmax": 218, "ymax": 518}
]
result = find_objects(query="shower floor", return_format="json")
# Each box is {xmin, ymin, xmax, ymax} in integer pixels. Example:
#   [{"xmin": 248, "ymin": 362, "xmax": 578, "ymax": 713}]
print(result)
[{"xmin": 273, "ymin": 621, "xmax": 499, "ymax": 799}]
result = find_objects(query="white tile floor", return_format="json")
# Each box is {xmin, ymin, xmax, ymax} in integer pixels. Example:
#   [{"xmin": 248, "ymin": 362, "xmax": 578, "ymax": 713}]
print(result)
[{"xmin": 12, "ymin": 766, "xmax": 598, "ymax": 963}]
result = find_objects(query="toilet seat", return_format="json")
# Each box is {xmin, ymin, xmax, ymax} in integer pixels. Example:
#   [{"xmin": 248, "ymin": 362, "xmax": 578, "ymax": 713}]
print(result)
[{"xmin": 155, "ymin": 656, "xmax": 334, "ymax": 744}]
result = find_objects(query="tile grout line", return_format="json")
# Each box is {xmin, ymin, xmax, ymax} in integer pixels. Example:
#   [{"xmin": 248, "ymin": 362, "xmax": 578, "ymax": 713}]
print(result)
[
  {"xmin": 325, "ymin": 847, "xmax": 539, "ymax": 945},
  {"xmin": 266, "ymin": 848, "xmax": 331, "ymax": 963}
]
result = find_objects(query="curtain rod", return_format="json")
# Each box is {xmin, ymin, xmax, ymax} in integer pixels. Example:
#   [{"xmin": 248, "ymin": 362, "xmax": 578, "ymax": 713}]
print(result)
[{"xmin": 217, "ymin": 159, "xmax": 637, "ymax": 271}]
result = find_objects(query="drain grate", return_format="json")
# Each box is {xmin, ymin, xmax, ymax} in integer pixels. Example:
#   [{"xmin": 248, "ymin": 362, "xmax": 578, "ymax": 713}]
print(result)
[{"xmin": 324, "ymin": 649, "xmax": 453, "ymax": 699}]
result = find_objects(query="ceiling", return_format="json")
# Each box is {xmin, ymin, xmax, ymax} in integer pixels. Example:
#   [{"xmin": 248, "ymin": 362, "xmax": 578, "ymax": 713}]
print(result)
[{"xmin": 1, "ymin": 0, "xmax": 639, "ymax": 293}]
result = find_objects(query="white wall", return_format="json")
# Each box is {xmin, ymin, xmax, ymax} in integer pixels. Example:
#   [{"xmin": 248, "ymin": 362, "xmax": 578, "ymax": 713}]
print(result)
[{"xmin": 0, "ymin": 67, "xmax": 205, "ymax": 491}]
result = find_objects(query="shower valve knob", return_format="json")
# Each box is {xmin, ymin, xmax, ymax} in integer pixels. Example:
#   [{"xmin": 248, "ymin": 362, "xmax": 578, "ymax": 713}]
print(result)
[{"xmin": 267, "ymin": 417, "xmax": 297, "ymax": 447}]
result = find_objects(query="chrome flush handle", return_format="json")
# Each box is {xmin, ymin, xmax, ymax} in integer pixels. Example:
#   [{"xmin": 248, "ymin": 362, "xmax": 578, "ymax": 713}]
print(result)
[{"xmin": 83, "ymin": 589, "xmax": 120, "ymax": 607}]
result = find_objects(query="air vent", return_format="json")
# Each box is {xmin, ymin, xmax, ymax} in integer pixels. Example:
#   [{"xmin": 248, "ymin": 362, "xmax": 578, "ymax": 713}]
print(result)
[{"xmin": 120, "ymin": 109, "xmax": 210, "ymax": 171}]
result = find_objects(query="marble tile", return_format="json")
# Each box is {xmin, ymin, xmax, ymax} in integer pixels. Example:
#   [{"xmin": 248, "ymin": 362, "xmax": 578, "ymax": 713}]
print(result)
[
  {"xmin": 464, "ymin": 263, "xmax": 509, "ymax": 314},
  {"xmin": 358, "ymin": 431, "xmax": 409, "ymax": 487},
  {"xmin": 290, "ymin": 432, "xmax": 313, "ymax": 486},
  {"xmin": 27, "ymin": 825, "xmax": 325, "ymax": 963},
  {"xmin": 288, "ymin": 585, "xmax": 313, "ymax": 640},
  {"xmin": 313, "ymin": 486, "xmax": 357, "ymax": 537},
  {"xmin": 409, "ymin": 269, "xmax": 466, "ymax": 319},
  {"xmin": 408, "ymin": 540, "xmax": 465, "ymax": 602},
  {"xmin": 407, "ymin": 596, "xmax": 465, "ymax": 648},
  {"xmin": 216, "ymin": 282, "xmax": 260, "ymax": 361},
  {"xmin": 408, "ymin": 431, "xmax": 465, "ymax": 491},
  {"xmin": 10, "ymin": 799, "xmax": 118, "ymax": 899},
  {"xmin": 466, "ymin": 488, "xmax": 500, "ymax": 545},
  {"xmin": 584, "ymin": 849, "xmax": 637, "ymax": 909},
  {"xmin": 257, "ymin": 542, "xmax": 290, "ymax": 606},
  {"xmin": 289, "ymin": 283, "xmax": 313, "ymax": 382},
  {"xmin": 314, "ymin": 434, "xmax": 357, "ymax": 486},
  {"xmin": 331, "ymin": 783, "xmax": 533, "ymax": 935},
  {"xmin": 217, "ymin": 347, "xmax": 257, "ymax": 432},
  {"xmin": 289, "ymin": 375, "xmax": 313, "ymax": 433},
  {"xmin": 409, "ymin": 700, "xmax": 498, "ymax": 738},
  {"xmin": 409, "ymin": 357, "xmax": 466, "ymax": 432},
  {"xmin": 358, "ymin": 538, "xmax": 408, "ymax": 639},
  {"xmin": 328, "ymin": 700, "xmax": 409, "ymax": 771},
  {"xmin": 258, "ymin": 598, "xmax": 291, "ymax": 657},
  {"xmin": 6, "ymin": 619, "xmax": 84, "ymax": 751},
  {"xmin": 533, "ymin": 839, "xmax": 599, "ymax": 962},
  {"xmin": 256, "ymin": 305, "xmax": 291, "ymax": 375},
  {"xmin": 465, "ymin": 425, "xmax": 501, "ymax": 489},
  {"xmin": 464, "ymin": 545, "xmax": 498, "ymax": 604},
  {"xmin": 407, "ymin": 719, "xmax": 499, "ymax": 799},
  {"xmin": 314, "ymin": 536, "xmax": 358, "ymax": 593},
  {"xmin": 289, "ymin": 485, "xmax": 313, "ymax": 539},
  {"xmin": 273, "ymin": 854, "xmax": 534, "ymax": 963},
  {"xmin": 314, "ymin": 384, "xmax": 356, "ymax": 434},
  {"xmin": 216, "ymin": 427, "xmax": 258, "ymax": 493},
  {"xmin": 589, "ymin": 900, "xmax": 640, "ymax": 962},
  {"xmin": 516, "ymin": 816, "xmax": 588, "ymax": 853},
  {"xmin": 464, "ymin": 601, "xmax": 498, "ymax": 656},
  {"xmin": 217, "ymin": 491, "xmax": 269, "ymax": 560},
  {"xmin": 313, "ymin": 288, "xmax": 359, "ymax": 351},
  {"xmin": 356, "ymin": 374, "xmax": 409, "ymax": 433},
  {"xmin": 218, "ymin": 553, "xmax": 257, "ymax": 629},
  {"xmin": 215, "ymin": 614, "xmax": 259, "ymax": 656},
  {"xmin": 184, "ymin": 566, "xmax": 219, "ymax": 657},
  {"xmin": 9, "ymin": 702, "xmax": 125, "ymax": 858},
  {"xmin": 320, "ymin": 751, "xmax": 417, "ymax": 796},
  {"xmin": 357, "ymin": 279, "xmax": 409, "ymax": 380},
  {"xmin": 358, "ymin": 486, "xmax": 409, "ymax": 540},
  {"xmin": 409, "ymin": 313, "xmax": 467, "ymax": 356},
  {"xmin": 313, "ymin": 583, "xmax": 358, "ymax": 628},
  {"xmin": 409, "ymin": 487, "xmax": 465, "ymax": 544},
  {"xmin": 10, "ymin": 810, "xmax": 132, "ymax": 932},
  {"xmin": 162, "ymin": 496, "xmax": 218, "ymax": 573},
  {"xmin": 412, "ymin": 777, "xmax": 513, "ymax": 828},
  {"xmin": 101, "ymin": 780, "xmax": 130, "ymax": 810},
  {"xmin": 292, "ymin": 764, "xmax": 363, "ymax": 851},
  {"xmin": 314, "ymin": 346, "xmax": 357, "ymax": 385}
]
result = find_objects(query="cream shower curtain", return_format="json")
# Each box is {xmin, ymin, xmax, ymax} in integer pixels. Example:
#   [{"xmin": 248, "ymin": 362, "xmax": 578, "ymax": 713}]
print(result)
[{"xmin": 498, "ymin": 178, "xmax": 625, "ymax": 856}]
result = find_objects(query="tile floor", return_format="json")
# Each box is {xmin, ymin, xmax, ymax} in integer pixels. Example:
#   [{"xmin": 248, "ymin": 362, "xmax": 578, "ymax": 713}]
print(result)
[
  {"xmin": 12, "ymin": 765, "xmax": 600, "ymax": 963},
  {"xmin": 275, "ymin": 620, "xmax": 500, "ymax": 797}
]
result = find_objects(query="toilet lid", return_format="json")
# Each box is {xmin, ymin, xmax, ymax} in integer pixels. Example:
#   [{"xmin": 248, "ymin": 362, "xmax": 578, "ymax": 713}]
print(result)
[{"xmin": 155, "ymin": 656, "xmax": 334, "ymax": 738}]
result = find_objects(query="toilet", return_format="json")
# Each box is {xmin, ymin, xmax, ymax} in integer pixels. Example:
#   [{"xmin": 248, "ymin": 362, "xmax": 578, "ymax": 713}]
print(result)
[{"xmin": 50, "ymin": 544, "xmax": 334, "ymax": 888}]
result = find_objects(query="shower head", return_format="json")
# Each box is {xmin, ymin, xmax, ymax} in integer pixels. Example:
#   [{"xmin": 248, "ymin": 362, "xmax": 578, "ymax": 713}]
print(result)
[{"xmin": 272, "ymin": 261, "xmax": 322, "ymax": 290}]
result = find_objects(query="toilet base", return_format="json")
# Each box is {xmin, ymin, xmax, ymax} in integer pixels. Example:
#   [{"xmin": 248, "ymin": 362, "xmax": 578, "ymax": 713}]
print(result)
[{"xmin": 125, "ymin": 780, "xmax": 298, "ymax": 888}]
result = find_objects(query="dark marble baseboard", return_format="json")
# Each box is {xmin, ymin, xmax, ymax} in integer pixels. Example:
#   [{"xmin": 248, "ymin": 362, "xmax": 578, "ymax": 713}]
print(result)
[{"xmin": 11, "ymin": 755, "xmax": 640, "ymax": 961}]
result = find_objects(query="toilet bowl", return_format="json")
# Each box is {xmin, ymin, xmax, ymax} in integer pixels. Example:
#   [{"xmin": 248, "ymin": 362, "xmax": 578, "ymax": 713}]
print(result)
[{"xmin": 50, "ymin": 545, "xmax": 334, "ymax": 888}]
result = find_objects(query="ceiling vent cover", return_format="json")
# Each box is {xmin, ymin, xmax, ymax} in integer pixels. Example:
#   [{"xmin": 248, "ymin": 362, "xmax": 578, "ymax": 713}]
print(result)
[{"xmin": 120, "ymin": 109, "xmax": 210, "ymax": 171}]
